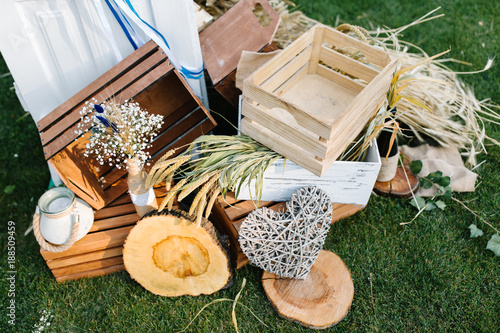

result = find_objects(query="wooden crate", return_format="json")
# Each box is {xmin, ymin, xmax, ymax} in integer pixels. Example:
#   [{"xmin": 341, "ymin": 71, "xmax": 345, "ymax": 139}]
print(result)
[
  {"xmin": 37, "ymin": 40, "xmax": 216, "ymax": 210},
  {"xmin": 209, "ymin": 192, "xmax": 363, "ymax": 269},
  {"xmin": 241, "ymin": 24, "xmax": 398, "ymax": 176},
  {"xmin": 40, "ymin": 187, "xmax": 176, "ymax": 283},
  {"xmin": 236, "ymin": 139, "xmax": 381, "ymax": 206},
  {"xmin": 200, "ymin": 0, "xmax": 280, "ymax": 108}
]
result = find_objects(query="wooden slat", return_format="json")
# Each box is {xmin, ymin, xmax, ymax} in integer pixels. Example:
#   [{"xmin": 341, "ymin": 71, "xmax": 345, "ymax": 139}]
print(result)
[
  {"xmin": 316, "ymin": 64, "xmax": 365, "ymax": 94},
  {"xmin": 106, "ymin": 192, "xmax": 133, "ymax": 207},
  {"xmin": 146, "ymin": 108, "xmax": 209, "ymax": 153},
  {"xmin": 51, "ymin": 256, "xmax": 124, "ymax": 278},
  {"xmin": 236, "ymin": 251, "xmax": 250, "ymax": 269},
  {"xmin": 319, "ymin": 45, "xmax": 380, "ymax": 82},
  {"xmin": 308, "ymin": 26, "xmax": 326, "ymax": 74},
  {"xmin": 323, "ymin": 26, "xmax": 391, "ymax": 68},
  {"xmin": 242, "ymin": 99, "xmax": 328, "ymax": 158},
  {"xmin": 200, "ymin": 0, "xmax": 280, "ymax": 85},
  {"xmin": 40, "ymin": 225, "xmax": 134, "ymax": 260},
  {"xmin": 37, "ymin": 40, "xmax": 159, "ymax": 131},
  {"xmin": 243, "ymin": 81, "xmax": 333, "ymax": 139},
  {"xmin": 100, "ymin": 178, "xmax": 129, "ymax": 209},
  {"xmin": 331, "ymin": 203, "xmax": 363, "ymax": 221},
  {"xmin": 261, "ymin": 45, "xmax": 312, "ymax": 92},
  {"xmin": 55, "ymin": 264, "xmax": 125, "ymax": 283},
  {"xmin": 250, "ymin": 27, "xmax": 315, "ymax": 85},
  {"xmin": 241, "ymin": 117, "xmax": 326, "ymax": 176},
  {"xmin": 224, "ymin": 199, "xmax": 274, "ymax": 221},
  {"xmin": 89, "ymin": 213, "xmax": 139, "ymax": 232},
  {"xmin": 46, "ymin": 247, "xmax": 123, "ymax": 270},
  {"xmin": 93, "ymin": 203, "xmax": 136, "ymax": 220},
  {"xmin": 271, "ymin": 63, "xmax": 309, "ymax": 97}
]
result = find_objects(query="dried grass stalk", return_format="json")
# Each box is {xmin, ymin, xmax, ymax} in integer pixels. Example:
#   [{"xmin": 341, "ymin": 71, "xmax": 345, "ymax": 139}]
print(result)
[{"xmin": 149, "ymin": 135, "xmax": 282, "ymax": 223}]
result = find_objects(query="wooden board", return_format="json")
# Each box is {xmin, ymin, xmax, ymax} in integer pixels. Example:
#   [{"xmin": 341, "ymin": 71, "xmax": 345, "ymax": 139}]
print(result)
[
  {"xmin": 209, "ymin": 192, "xmax": 362, "ymax": 269},
  {"xmin": 200, "ymin": 0, "xmax": 280, "ymax": 86},
  {"xmin": 40, "ymin": 187, "xmax": 177, "ymax": 283},
  {"xmin": 262, "ymin": 250, "xmax": 354, "ymax": 329},
  {"xmin": 242, "ymin": 24, "xmax": 398, "ymax": 176},
  {"xmin": 236, "ymin": 140, "xmax": 381, "ymax": 206},
  {"xmin": 37, "ymin": 40, "xmax": 216, "ymax": 210},
  {"xmin": 199, "ymin": 0, "xmax": 280, "ymax": 108}
]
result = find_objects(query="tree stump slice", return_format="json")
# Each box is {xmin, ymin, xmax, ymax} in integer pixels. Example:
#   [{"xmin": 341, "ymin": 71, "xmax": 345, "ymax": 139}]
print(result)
[
  {"xmin": 262, "ymin": 250, "xmax": 354, "ymax": 329},
  {"xmin": 373, "ymin": 154, "xmax": 419, "ymax": 198},
  {"xmin": 123, "ymin": 210, "xmax": 232, "ymax": 297}
]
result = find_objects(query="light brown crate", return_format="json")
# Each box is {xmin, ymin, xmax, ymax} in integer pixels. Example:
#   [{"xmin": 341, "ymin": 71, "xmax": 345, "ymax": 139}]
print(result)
[
  {"xmin": 40, "ymin": 188, "xmax": 177, "ymax": 283},
  {"xmin": 37, "ymin": 40, "xmax": 216, "ymax": 210},
  {"xmin": 242, "ymin": 24, "xmax": 397, "ymax": 176}
]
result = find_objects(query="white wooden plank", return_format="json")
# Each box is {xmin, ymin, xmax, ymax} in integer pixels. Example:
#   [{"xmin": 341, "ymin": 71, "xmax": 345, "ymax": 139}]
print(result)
[{"xmin": 236, "ymin": 140, "xmax": 381, "ymax": 206}]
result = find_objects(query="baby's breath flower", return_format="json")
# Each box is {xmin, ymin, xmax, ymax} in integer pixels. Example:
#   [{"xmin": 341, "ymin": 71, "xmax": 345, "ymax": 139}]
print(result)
[{"xmin": 77, "ymin": 99, "xmax": 164, "ymax": 168}]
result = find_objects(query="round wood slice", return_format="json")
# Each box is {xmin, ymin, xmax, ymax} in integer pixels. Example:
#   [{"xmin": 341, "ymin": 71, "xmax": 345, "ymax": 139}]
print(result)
[
  {"xmin": 262, "ymin": 250, "xmax": 354, "ymax": 329},
  {"xmin": 373, "ymin": 164, "xmax": 419, "ymax": 198},
  {"xmin": 123, "ymin": 210, "xmax": 232, "ymax": 297}
]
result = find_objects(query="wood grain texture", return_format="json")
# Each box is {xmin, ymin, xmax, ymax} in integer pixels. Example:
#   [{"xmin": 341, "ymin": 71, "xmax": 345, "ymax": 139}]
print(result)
[
  {"xmin": 123, "ymin": 211, "xmax": 232, "ymax": 296},
  {"xmin": 262, "ymin": 250, "xmax": 354, "ymax": 329},
  {"xmin": 242, "ymin": 24, "xmax": 397, "ymax": 177},
  {"xmin": 37, "ymin": 40, "xmax": 215, "ymax": 209},
  {"xmin": 200, "ymin": 0, "xmax": 280, "ymax": 85}
]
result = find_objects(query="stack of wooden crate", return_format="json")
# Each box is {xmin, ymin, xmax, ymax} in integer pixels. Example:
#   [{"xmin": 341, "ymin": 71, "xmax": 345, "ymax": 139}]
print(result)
[{"xmin": 36, "ymin": 40, "xmax": 215, "ymax": 281}]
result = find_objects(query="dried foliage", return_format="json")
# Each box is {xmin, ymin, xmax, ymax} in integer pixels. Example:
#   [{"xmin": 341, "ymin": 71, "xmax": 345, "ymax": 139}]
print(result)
[
  {"xmin": 365, "ymin": 8, "xmax": 500, "ymax": 166},
  {"xmin": 146, "ymin": 135, "xmax": 282, "ymax": 225}
]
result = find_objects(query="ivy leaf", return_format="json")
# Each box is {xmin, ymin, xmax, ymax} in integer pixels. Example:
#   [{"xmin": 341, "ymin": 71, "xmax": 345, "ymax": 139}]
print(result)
[
  {"xmin": 468, "ymin": 224, "xmax": 483, "ymax": 238},
  {"xmin": 4, "ymin": 185, "xmax": 15, "ymax": 194},
  {"xmin": 486, "ymin": 234, "xmax": 500, "ymax": 256},
  {"xmin": 409, "ymin": 196, "xmax": 426, "ymax": 210},
  {"xmin": 420, "ymin": 178, "xmax": 433, "ymax": 189},
  {"xmin": 409, "ymin": 160, "xmax": 422, "ymax": 174},
  {"xmin": 443, "ymin": 186, "xmax": 453, "ymax": 200},
  {"xmin": 425, "ymin": 201, "xmax": 436, "ymax": 211},
  {"xmin": 435, "ymin": 200, "xmax": 446, "ymax": 210},
  {"xmin": 428, "ymin": 171, "xmax": 443, "ymax": 183},
  {"xmin": 438, "ymin": 176, "xmax": 451, "ymax": 187}
]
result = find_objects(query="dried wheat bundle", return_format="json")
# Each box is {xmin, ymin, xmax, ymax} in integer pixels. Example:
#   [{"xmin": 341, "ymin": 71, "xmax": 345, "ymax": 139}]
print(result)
[
  {"xmin": 267, "ymin": 0, "xmax": 318, "ymax": 48},
  {"xmin": 146, "ymin": 135, "xmax": 282, "ymax": 226},
  {"xmin": 364, "ymin": 8, "xmax": 500, "ymax": 166}
]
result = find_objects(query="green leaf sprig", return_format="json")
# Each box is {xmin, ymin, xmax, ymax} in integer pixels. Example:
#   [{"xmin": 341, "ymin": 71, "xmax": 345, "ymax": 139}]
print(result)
[
  {"xmin": 407, "ymin": 159, "xmax": 499, "ymax": 256},
  {"xmin": 408, "ymin": 160, "xmax": 451, "ymax": 211}
]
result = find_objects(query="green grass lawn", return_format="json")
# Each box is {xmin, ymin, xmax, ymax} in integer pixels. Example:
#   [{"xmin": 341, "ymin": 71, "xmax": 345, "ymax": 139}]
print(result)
[{"xmin": 1, "ymin": 0, "xmax": 499, "ymax": 332}]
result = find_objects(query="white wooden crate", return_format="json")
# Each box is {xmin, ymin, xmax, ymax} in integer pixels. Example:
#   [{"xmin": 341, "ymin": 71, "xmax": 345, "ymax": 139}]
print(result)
[{"xmin": 236, "ymin": 140, "xmax": 381, "ymax": 206}]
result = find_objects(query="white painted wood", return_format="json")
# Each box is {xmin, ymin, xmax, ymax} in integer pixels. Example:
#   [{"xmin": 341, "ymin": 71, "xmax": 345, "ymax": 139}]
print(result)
[{"xmin": 236, "ymin": 140, "xmax": 381, "ymax": 206}]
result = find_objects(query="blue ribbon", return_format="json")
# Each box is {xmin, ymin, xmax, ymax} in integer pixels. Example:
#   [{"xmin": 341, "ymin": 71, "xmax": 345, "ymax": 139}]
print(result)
[
  {"xmin": 104, "ymin": 0, "xmax": 142, "ymax": 50},
  {"xmin": 118, "ymin": 0, "xmax": 204, "ymax": 80}
]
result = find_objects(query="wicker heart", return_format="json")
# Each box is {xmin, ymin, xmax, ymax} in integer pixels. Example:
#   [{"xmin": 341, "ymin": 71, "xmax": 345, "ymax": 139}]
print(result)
[{"xmin": 239, "ymin": 186, "xmax": 332, "ymax": 279}]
